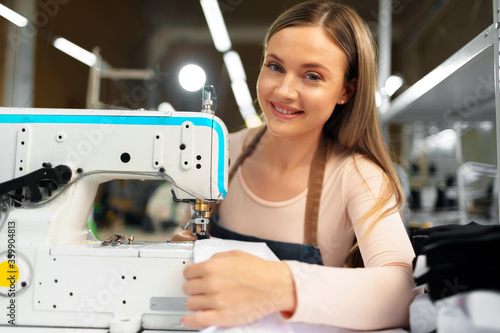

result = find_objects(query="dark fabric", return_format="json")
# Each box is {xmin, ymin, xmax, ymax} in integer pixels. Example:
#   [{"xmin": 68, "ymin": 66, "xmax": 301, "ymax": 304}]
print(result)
[
  {"xmin": 411, "ymin": 221, "xmax": 500, "ymax": 301},
  {"xmin": 210, "ymin": 217, "xmax": 324, "ymax": 265}
]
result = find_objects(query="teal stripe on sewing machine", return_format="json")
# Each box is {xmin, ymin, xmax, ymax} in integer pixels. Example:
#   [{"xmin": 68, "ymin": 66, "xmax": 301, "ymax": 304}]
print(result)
[{"xmin": 0, "ymin": 113, "xmax": 227, "ymax": 198}]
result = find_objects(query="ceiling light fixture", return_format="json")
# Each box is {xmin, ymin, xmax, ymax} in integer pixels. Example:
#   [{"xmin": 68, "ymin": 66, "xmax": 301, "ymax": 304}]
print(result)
[
  {"xmin": 200, "ymin": 0, "xmax": 232, "ymax": 52},
  {"xmin": 223, "ymin": 51, "xmax": 246, "ymax": 82},
  {"xmin": 0, "ymin": 3, "xmax": 28, "ymax": 27},
  {"xmin": 53, "ymin": 37, "xmax": 97, "ymax": 67},
  {"xmin": 179, "ymin": 64, "xmax": 207, "ymax": 92},
  {"xmin": 199, "ymin": 0, "xmax": 261, "ymax": 127}
]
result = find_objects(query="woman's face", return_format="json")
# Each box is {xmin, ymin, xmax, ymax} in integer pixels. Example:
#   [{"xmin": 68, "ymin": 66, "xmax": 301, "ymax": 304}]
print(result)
[{"xmin": 257, "ymin": 26, "xmax": 350, "ymax": 139}]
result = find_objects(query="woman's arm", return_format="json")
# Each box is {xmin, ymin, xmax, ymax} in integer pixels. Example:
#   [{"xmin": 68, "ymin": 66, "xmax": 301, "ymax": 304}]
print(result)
[
  {"xmin": 281, "ymin": 159, "xmax": 421, "ymax": 329},
  {"xmin": 284, "ymin": 261, "xmax": 419, "ymax": 330}
]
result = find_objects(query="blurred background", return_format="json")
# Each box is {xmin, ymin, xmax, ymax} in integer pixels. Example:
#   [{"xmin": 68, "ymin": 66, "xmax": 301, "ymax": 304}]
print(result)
[{"xmin": 0, "ymin": 0, "xmax": 496, "ymax": 240}]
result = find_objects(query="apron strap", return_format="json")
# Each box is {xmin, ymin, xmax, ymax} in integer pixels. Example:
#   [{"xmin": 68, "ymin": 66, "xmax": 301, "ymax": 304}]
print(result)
[
  {"xmin": 228, "ymin": 125, "xmax": 268, "ymax": 184},
  {"xmin": 303, "ymin": 134, "xmax": 328, "ymax": 247}
]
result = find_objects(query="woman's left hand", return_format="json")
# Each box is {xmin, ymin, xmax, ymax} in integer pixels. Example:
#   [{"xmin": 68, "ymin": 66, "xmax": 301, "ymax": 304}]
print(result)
[{"xmin": 182, "ymin": 250, "xmax": 296, "ymax": 329}]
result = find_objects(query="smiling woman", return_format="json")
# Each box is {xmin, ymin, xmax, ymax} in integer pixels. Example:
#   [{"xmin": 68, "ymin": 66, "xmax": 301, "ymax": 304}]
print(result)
[
  {"xmin": 257, "ymin": 25, "xmax": 353, "ymax": 140},
  {"xmin": 174, "ymin": 0, "xmax": 422, "ymax": 330}
]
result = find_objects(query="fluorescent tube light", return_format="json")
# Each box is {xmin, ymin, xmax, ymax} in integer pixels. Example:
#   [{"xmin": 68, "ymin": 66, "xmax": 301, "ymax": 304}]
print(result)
[
  {"xmin": 53, "ymin": 37, "xmax": 97, "ymax": 67},
  {"xmin": 224, "ymin": 51, "xmax": 261, "ymax": 127},
  {"xmin": 231, "ymin": 78, "xmax": 261, "ymax": 127},
  {"xmin": 200, "ymin": 0, "xmax": 232, "ymax": 52},
  {"xmin": 223, "ymin": 51, "xmax": 246, "ymax": 81},
  {"xmin": 0, "ymin": 3, "xmax": 28, "ymax": 27},
  {"xmin": 231, "ymin": 79, "xmax": 253, "ymax": 110}
]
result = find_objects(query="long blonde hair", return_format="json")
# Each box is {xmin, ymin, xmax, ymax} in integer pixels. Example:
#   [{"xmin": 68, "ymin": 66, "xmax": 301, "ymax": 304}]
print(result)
[{"xmin": 264, "ymin": 0, "xmax": 404, "ymax": 261}]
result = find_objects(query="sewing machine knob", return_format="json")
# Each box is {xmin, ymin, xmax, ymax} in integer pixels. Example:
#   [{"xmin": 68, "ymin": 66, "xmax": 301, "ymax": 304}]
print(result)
[
  {"xmin": 128, "ymin": 235, "xmax": 134, "ymax": 244},
  {"xmin": 201, "ymin": 84, "xmax": 217, "ymax": 114}
]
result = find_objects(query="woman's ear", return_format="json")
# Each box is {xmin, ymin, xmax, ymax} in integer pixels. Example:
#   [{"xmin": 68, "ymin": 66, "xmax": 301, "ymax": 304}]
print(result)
[{"xmin": 342, "ymin": 78, "xmax": 358, "ymax": 103}]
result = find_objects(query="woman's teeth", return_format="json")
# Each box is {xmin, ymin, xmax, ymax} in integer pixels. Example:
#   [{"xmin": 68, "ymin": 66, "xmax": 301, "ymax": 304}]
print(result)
[{"xmin": 275, "ymin": 105, "xmax": 299, "ymax": 114}]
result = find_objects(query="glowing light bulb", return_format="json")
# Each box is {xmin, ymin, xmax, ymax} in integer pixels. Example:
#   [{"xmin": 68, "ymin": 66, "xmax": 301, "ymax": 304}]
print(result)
[{"xmin": 179, "ymin": 64, "xmax": 207, "ymax": 92}]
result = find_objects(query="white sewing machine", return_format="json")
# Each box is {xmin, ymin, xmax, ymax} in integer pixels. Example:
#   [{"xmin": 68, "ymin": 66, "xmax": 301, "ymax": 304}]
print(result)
[{"xmin": 0, "ymin": 104, "xmax": 229, "ymax": 332}]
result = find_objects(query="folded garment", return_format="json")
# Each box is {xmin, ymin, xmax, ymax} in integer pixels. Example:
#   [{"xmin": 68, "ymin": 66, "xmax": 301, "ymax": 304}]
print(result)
[
  {"xmin": 193, "ymin": 237, "xmax": 279, "ymax": 263},
  {"xmin": 411, "ymin": 221, "xmax": 500, "ymax": 301}
]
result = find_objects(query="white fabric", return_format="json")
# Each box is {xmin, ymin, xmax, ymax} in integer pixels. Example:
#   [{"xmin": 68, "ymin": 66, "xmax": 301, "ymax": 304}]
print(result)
[
  {"xmin": 201, "ymin": 312, "xmax": 409, "ymax": 333},
  {"xmin": 193, "ymin": 238, "xmax": 279, "ymax": 263}
]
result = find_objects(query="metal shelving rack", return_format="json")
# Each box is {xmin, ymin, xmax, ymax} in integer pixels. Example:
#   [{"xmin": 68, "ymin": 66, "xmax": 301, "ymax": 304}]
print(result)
[
  {"xmin": 381, "ymin": 26, "xmax": 496, "ymax": 124},
  {"xmin": 381, "ymin": 0, "xmax": 500, "ymax": 221}
]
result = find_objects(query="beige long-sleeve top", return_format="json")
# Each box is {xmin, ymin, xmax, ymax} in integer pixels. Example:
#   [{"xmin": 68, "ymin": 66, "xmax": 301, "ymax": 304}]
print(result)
[{"xmin": 218, "ymin": 128, "xmax": 421, "ymax": 330}]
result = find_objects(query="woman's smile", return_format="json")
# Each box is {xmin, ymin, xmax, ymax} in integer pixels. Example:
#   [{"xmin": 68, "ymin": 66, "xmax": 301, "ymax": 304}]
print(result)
[{"xmin": 271, "ymin": 102, "xmax": 304, "ymax": 119}]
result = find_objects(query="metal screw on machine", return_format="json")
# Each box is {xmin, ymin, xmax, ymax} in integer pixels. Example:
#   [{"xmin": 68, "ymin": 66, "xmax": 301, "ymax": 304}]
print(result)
[{"xmin": 201, "ymin": 84, "xmax": 217, "ymax": 114}]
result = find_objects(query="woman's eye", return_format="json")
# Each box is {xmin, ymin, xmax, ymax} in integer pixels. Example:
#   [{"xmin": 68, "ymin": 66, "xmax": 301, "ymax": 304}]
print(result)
[
  {"xmin": 305, "ymin": 73, "xmax": 321, "ymax": 81},
  {"xmin": 265, "ymin": 63, "xmax": 283, "ymax": 72}
]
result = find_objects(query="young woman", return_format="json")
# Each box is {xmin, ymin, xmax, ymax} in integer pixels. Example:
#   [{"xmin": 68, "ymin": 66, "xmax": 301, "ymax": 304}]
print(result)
[{"xmin": 178, "ymin": 0, "xmax": 420, "ymax": 330}]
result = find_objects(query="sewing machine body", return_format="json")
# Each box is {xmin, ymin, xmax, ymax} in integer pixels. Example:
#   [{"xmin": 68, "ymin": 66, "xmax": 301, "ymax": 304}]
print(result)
[{"xmin": 0, "ymin": 107, "xmax": 229, "ymax": 331}]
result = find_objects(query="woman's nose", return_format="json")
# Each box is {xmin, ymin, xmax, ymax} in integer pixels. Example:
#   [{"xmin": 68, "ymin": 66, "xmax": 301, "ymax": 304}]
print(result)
[{"xmin": 276, "ymin": 75, "xmax": 298, "ymax": 100}]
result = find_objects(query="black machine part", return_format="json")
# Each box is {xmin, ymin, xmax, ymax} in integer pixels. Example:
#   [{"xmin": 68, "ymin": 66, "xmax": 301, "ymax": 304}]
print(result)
[{"xmin": 0, "ymin": 164, "xmax": 72, "ymax": 203}]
